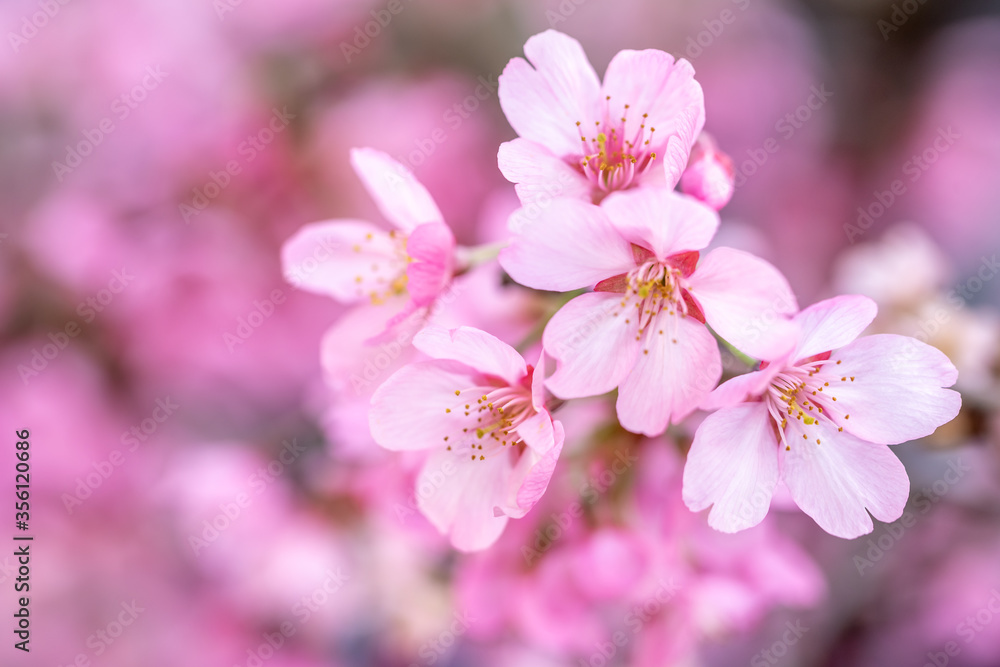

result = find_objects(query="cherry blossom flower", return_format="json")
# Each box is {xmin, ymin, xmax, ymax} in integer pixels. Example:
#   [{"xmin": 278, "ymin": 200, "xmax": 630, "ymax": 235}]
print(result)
[
  {"xmin": 683, "ymin": 295, "xmax": 962, "ymax": 538},
  {"xmin": 497, "ymin": 30, "xmax": 704, "ymax": 205},
  {"xmin": 369, "ymin": 326, "xmax": 564, "ymax": 551},
  {"xmin": 680, "ymin": 132, "xmax": 735, "ymax": 211},
  {"xmin": 500, "ymin": 187, "xmax": 796, "ymax": 436},
  {"xmin": 281, "ymin": 147, "xmax": 455, "ymax": 332}
]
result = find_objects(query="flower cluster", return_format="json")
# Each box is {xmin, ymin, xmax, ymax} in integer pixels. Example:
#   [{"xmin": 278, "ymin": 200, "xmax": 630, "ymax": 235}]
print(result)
[{"xmin": 283, "ymin": 29, "xmax": 961, "ymax": 550}]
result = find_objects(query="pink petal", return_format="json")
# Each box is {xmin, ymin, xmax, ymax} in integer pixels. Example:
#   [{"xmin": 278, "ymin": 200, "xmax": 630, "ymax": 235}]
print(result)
[
  {"xmin": 497, "ymin": 138, "xmax": 592, "ymax": 205},
  {"xmin": 594, "ymin": 273, "xmax": 629, "ymax": 293},
  {"xmin": 505, "ymin": 421, "xmax": 565, "ymax": 519},
  {"xmin": 633, "ymin": 153, "xmax": 667, "ymax": 190},
  {"xmin": 543, "ymin": 292, "xmax": 642, "ymax": 399},
  {"xmin": 530, "ymin": 350, "xmax": 547, "ymax": 413},
  {"xmin": 661, "ymin": 102, "xmax": 706, "ymax": 189},
  {"xmin": 369, "ymin": 360, "xmax": 480, "ymax": 451},
  {"xmin": 687, "ymin": 247, "xmax": 799, "ymax": 359},
  {"xmin": 601, "ymin": 50, "xmax": 705, "ymax": 187},
  {"xmin": 282, "ymin": 220, "xmax": 407, "ymax": 303},
  {"xmin": 682, "ymin": 402, "xmax": 779, "ymax": 532},
  {"xmin": 700, "ymin": 365, "xmax": 781, "ymax": 411},
  {"xmin": 516, "ymin": 410, "xmax": 555, "ymax": 456},
  {"xmin": 405, "ymin": 222, "xmax": 455, "ymax": 307},
  {"xmin": 819, "ymin": 334, "xmax": 960, "ymax": 445},
  {"xmin": 319, "ymin": 297, "xmax": 413, "ymax": 387},
  {"xmin": 616, "ymin": 309, "xmax": 721, "ymax": 436},
  {"xmin": 350, "ymin": 147, "xmax": 443, "ymax": 232},
  {"xmin": 780, "ymin": 417, "xmax": 909, "ymax": 539},
  {"xmin": 600, "ymin": 188, "xmax": 719, "ymax": 260},
  {"xmin": 413, "ymin": 326, "xmax": 527, "ymax": 386},
  {"xmin": 368, "ymin": 301, "xmax": 428, "ymax": 346},
  {"xmin": 498, "ymin": 30, "xmax": 602, "ymax": 157},
  {"xmin": 417, "ymin": 447, "xmax": 512, "ymax": 551},
  {"xmin": 792, "ymin": 294, "xmax": 877, "ymax": 361},
  {"xmin": 499, "ymin": 198, "xmax": 635, "ymax": 292}
]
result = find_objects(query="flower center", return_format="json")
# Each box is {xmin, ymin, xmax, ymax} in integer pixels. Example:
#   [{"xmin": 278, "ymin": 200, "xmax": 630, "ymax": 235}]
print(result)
[
  {"xmin": 352, "ymin": 229, "xmax": 410, "ymax": 305},
  {"xmin": 575, "ymin": 98, "xmax": 657, "ymax": 194},
  {"xmin": 611, "ymin": 260, "xmax": 688, "ymax": 334},
  {"xmin": 444, "ymin": 384, "xmax": 534, "ymax": 461},
  {"xmin": 764, "ymin": 357, "xmax": 856, "ymax": 450}
]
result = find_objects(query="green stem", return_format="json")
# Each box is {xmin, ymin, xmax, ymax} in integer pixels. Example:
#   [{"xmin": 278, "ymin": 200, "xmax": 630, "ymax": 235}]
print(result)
[
  {"xmin": 715, "ymin": 332, "xmax": 758, "ymax": 367},
  {"xmin": 456, "ymin": 241, "xmax": 506, "ymax": 272},
  {"xmin": 514, "ymin": 289, "xmax": 586, "ymax": 355}
]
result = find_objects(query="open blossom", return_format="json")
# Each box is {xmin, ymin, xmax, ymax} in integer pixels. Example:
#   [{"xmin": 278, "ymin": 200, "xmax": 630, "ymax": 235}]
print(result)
[
  {"xmin": 499, "ymin": 187, "xmax": 796, "ymax": 436},
  {"xmin": 683, "ymin": 295, "xmax": 962, "ymax": 538},
  {"xmin": 497, "ymin": 30, "xmax": 704, "ymax": 205},
  {"xmin": 281, "ymin": 148, "xmax": 455, "ymax": 332},
  {"xmin": 369, "ymin": 326, "xmax": 564, "ymax": 551}
]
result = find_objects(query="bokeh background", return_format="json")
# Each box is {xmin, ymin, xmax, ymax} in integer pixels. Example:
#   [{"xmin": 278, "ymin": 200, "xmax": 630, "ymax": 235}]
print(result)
[{"xmin": 2, "ymin": 0, "xmax": 1000, "ymax": 665}]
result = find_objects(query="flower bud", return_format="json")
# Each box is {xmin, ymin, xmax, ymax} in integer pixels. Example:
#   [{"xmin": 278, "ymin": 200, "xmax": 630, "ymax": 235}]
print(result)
[{"xmin": 680, "ymin": 133, "xmax": 735, "ymax": 210}]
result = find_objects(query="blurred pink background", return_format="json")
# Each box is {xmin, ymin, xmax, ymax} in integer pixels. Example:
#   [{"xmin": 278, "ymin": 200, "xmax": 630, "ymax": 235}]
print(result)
[{"xmin": 1, "ymin": 0, "xmax": 999, "ymax": 665}]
